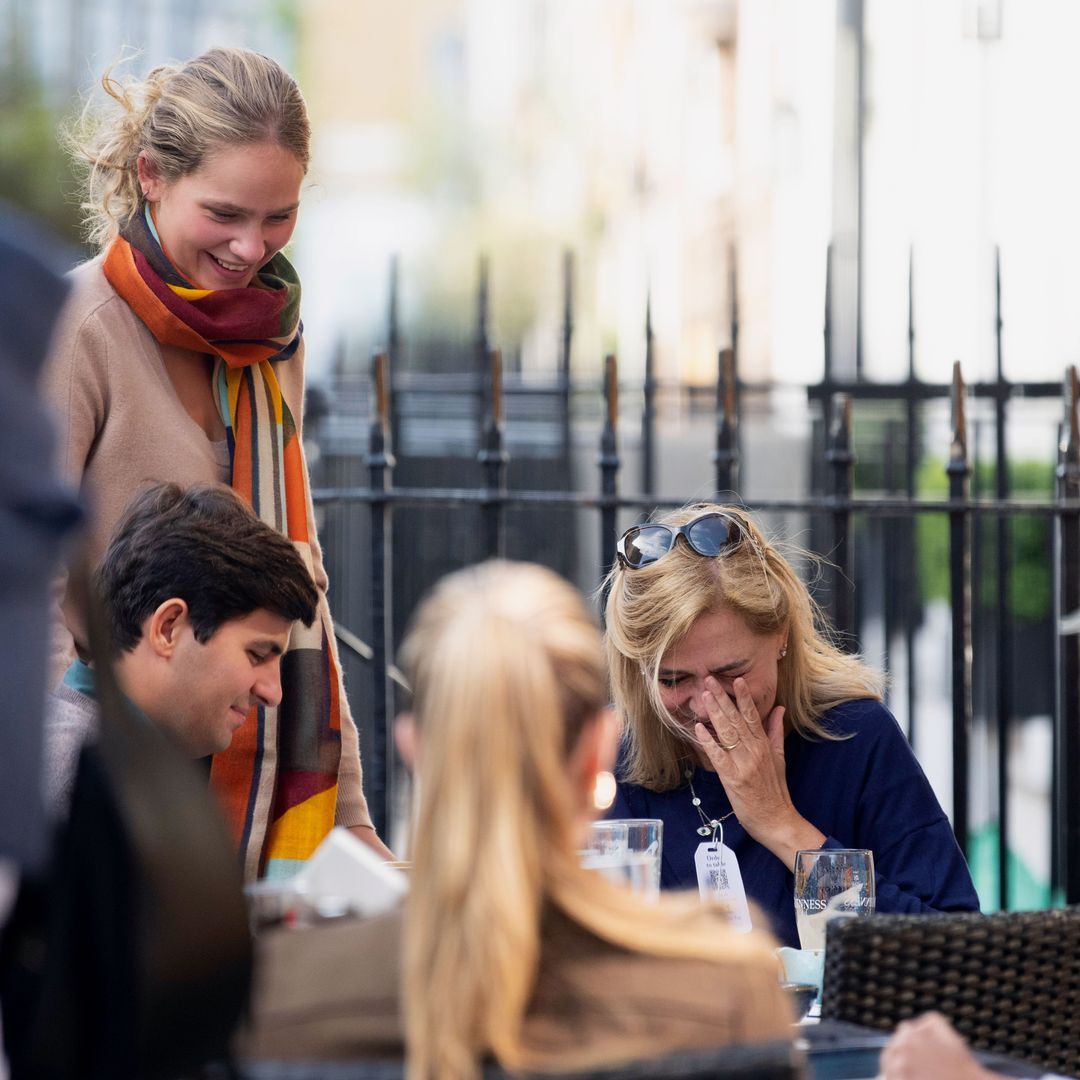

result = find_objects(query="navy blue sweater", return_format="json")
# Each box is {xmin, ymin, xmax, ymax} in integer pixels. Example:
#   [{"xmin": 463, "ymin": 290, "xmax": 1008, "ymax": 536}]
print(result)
[{"xmin": 610, "ymin": 698, "xmax": 980, "ymax": 947}]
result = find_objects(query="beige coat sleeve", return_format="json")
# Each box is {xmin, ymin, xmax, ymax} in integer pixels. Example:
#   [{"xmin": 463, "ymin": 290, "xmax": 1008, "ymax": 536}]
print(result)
[{"xmin": 39, "ymin": 295, "xmax": 111, "ymax": 684}]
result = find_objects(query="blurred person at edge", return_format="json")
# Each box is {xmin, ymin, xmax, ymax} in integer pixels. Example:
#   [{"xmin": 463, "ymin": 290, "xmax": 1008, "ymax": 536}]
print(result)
[
  {"xmin": 882, "ymin": 1012, "xmax": 1072, "ymax": 1080},
  {"xmin": 602, "ymin": 503, "xmax": 979, "ymax": 947},
  {"xmin": 43, "ymin": 482, "xmax": 318, "ymax": 817},
  {"xmin": 0, "ymin": 205, "xmax": 83, "ymax": 1080},
  {"xmin": 239, "ymin": 561, "xmax": 796, "ymax": 1077},
  {"xmin": 42, "ymin": 46, "xmax": 393, "ymax": 878}
]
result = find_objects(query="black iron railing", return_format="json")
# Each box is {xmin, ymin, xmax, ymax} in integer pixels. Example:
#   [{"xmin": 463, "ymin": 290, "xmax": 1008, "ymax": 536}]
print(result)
[{"xmin": 312, "ymin": 248, "xmax": 1080, "ymax": 911}]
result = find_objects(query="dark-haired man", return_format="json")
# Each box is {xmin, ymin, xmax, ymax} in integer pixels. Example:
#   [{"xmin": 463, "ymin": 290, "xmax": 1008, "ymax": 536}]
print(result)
[{"xmin": 44, "ymin": 481, "xmax": 318, "ymax": 815}]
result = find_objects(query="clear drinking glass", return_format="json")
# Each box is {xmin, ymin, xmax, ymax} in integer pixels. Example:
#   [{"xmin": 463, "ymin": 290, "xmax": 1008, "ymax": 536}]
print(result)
[
  {"xmin": 580, "ymin": 820, "xmax": 653, "ymax": 895},
  {"xmin": 793, "ymin": 848, "xmax": 875, "ymax": 951},
  {"xmin": 582, "ymin": 821, "xmax": 629, "ymax": 860},
  {"xmin": 604, "ymin": 818, "xmax": 663, "ymax": 902}
]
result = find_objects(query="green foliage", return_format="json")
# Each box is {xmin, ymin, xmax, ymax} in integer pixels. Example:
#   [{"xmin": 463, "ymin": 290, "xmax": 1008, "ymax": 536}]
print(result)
[
  {"xmin": 915, "ymin": 458, "xmax": 1053, "ymax": 622},
  {"xmin": 0, "ymin": 75, "xmax": 84, "ymax": 249}
]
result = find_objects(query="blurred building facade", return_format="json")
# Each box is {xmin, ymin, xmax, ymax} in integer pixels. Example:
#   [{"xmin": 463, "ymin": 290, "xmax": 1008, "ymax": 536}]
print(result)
[
  {"xmin": 294, "ymin": 0, "xmax": 1080, "ymax": 404},
  {"xmin": 2, "ymin": 0, "xmax": 294, "ymax": 100},
  {"xmin": 295, "ymin": 0, "xmax": 834, "ymax": 389}
]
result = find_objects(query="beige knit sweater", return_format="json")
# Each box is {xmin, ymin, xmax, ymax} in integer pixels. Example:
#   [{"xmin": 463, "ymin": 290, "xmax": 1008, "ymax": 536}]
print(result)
[{"xmin": 40, "ymin": 256, "xmax": 370, "ymax": 832}]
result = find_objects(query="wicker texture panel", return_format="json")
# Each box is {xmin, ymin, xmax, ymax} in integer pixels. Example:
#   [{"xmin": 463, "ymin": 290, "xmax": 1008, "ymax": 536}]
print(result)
[{"xmin": 820, "ymin": 907, "xmax": 1080, "ymax": 1077}]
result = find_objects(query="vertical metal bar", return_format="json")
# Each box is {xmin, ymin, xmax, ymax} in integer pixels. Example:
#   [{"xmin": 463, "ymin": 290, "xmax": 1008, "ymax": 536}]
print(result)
[
  {"xmin": 823, "ymin": 242, "xmax": 834, "ymax": 384},
  {"xmin": 947, "ymin": 361, "xmax": 973, "ymax": 856},
  {"xmin": 905, "ymin": 246, "xmax": 919, "ymax": 752},
  {"xmin": 475, "ymin": 253, "xmax": 491, "ymax": 451},
  {"xmin": 476, "ymin": 253, "xmax": 491, "ymax": 363},
  {"xmin": 729, "ymin": 244, "xmax": 743, "ymax": 491},
  {"xmin": 599, "ymin": 353, "xmax": 621, "ymax": 579},
  {"xmin": 881, "ymin": 419, "xmax": 896, "ymax": 686},
  {"xmin": 479, "ymin": 346, "xmax": 508, "ymax": 558},
  {"xmin": 641, "ymin": 290, "xmax": 656, "ymax": 496},
  {"xmin": 713, "ymin": 347, "xmax": 739, "ymax": 497},
  {"xmin": 387, "ymin": 254, "xmax": 401, "ymax": 371},
  {"xmin": 472, "ymin": 255, "xmax": 494, "ymax": 553},
  {"xmin": 854, "ymin": 0, "xmax": 865, "ymax": 381},
  {"xmin": 993, "ymin": 246, "xmax": 1012, "ymax": 910},
  {"xmin": 825, "ymin": 393, "xmax": 855, "ymax": 644},
  {"xmin": 560, "ymin": 250, "xmax": 574, "ymax": 479},
  {"xmin": 365, "ymin": 350, "xmax": 395, "ymax": 838},
  {"xmin": 729, "ymin": 243, "xmax": 740, "ymax": 377},
  {"xmin": 1055, "ymin": 366, "xmax": 1080, "ymax": 902},
  {"xmin": 386, "ymin": 255, "xmax": 402, "ymax": 454}
]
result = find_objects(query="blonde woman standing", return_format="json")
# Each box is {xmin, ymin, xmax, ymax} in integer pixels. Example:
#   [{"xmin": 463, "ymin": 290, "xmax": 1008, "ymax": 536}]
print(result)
[
  {"xmin": 604, "ymin": 504, "xmax": 978, "ymax": 947},
  {"xmin": 243, "ymin": 561, "xmax": 794, "ymax": 1077},
  {"xmin": 43, "ymin": 47, "xmax": 391, "ymax": 877}
]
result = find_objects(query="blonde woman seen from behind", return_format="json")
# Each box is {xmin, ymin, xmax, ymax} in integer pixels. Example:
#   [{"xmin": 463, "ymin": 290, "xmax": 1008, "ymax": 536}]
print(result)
[{"xmin": 241, "ymin": 561, "xmax": 795, "ymax": 1078}]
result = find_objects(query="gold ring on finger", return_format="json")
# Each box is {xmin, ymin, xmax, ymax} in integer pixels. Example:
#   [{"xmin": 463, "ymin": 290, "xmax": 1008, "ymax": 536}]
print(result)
[{"xmin": 718, "ymin": 736, "xmax": 741, "ymax": 751}]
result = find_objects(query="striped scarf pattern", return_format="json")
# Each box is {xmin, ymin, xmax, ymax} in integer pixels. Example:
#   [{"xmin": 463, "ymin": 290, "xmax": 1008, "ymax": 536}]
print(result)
[{"xmin": 103, "ymin": 207, "xmax": 341, "ymax": 881}]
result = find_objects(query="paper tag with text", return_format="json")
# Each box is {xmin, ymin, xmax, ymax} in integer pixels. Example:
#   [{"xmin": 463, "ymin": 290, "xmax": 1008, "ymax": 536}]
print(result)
[{"xmin": 695, "ymin": 842, "xmax": 752, "ymax": 932}]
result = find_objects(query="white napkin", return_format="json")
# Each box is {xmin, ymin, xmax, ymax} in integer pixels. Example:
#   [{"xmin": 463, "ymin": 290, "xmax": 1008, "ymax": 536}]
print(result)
[{"xmin": 291, "ymin": 826, "xmax": 407, "ymax": 918}]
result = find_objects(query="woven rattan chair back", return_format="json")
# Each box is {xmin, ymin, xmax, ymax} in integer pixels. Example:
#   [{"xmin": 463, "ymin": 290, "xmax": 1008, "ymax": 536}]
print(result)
[{"xmin": 820, "ymin": 907, "xmax": 1080, "ymax": 1076}]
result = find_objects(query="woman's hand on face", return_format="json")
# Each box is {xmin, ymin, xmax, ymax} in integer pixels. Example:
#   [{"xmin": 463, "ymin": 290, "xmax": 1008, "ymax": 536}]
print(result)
[{"xmin": 693, "ymin": 675, "xmax": 824, "ymax": 869}]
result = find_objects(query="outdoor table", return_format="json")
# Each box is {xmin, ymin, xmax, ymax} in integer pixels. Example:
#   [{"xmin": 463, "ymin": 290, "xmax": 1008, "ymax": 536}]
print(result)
[
  {"xmin": 232, "ymin": 1021, "xmax": 1067, "ymax": 1079},
  {"xmin": 801, "ymin": 1019, "xmax": 1054, "ymax": 1079}
]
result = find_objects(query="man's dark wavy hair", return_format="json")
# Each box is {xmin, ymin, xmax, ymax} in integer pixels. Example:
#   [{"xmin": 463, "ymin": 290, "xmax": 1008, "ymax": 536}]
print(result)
[{"xmin": 96, "ymin": 481, "xmax": 318, "ymax": 651}]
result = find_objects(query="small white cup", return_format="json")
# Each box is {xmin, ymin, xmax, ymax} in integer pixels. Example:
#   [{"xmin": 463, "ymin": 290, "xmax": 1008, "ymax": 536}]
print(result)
[{"xmin": 777, "ymin": 945, "xmax": 826, "ymax": 1000}]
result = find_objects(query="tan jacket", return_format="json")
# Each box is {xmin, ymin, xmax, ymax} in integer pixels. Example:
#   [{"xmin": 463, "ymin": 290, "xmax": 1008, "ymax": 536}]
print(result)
[
  {"xmin": 239, "ymin": 906, "xmax": 795, "ymax": 1071},
  {"xmin": 39, "ymin": 257, "xmax": 370, "ymax": 832}
]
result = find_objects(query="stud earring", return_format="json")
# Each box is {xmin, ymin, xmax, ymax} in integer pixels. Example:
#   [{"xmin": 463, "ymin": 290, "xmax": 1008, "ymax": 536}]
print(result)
[{"xmin": 779, "ymin": 646, "xmax": 788, "ymax": 659}]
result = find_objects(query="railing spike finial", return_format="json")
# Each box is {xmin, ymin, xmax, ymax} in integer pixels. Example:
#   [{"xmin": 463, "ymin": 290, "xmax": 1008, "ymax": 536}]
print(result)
[
  {"xmin": 374, "ymin": 350, "xmax": 390, "ymax": 432},
  {"xmin": 1064, "ymin": 365, "xmax": 1080, "ymax": 460},
  {"xmin": 729, "ymin": 243, "xmax": 739, "ymax": 361},
  {"xmin": 642, "ymin": 292, "xmax": 656, "ymax": 496},
  {"xmin": 907, "ymin": 246, "xmax": 915, "ymax": 381},
  {"xmin": 475, "ymin": 252, "xmax": 491, "ymax": 362},
  {"xmin": 490, "ymin": 346, "xmax": 503, "ymax": 430},
  {"xmin": 823, "ymin": 242, "xmax": 834, "ymax": 381},
  {"xmin": 598, "ymin": 353, "xmax": 621, "ymax": 579},
  {"xmin": 605, "ymin": 353, "xmax": 619, "ymax": 429},
  {"xmin": 713, "ymin": 346, "xmax": 740, "ymax": 497},
  {"xmin": 949, "ymin": 360, "xmax": 969, "ymax": 471},
  {"xmin": 387, "ymin": 254, "xmax": 401, "ymax": 365},
  {"xmin": 561, "ymin": 249, "xmax": 574, "ymax": 375},
  {"xmin": 994, "ymin": 246, "xmax": 1004, "ymax": 382}
]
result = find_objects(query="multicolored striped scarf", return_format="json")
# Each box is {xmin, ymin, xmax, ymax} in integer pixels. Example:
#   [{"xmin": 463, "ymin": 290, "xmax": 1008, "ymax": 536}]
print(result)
[{"xmin": 103, "ymin": 206, "xmax": 342, "ymax": 881}]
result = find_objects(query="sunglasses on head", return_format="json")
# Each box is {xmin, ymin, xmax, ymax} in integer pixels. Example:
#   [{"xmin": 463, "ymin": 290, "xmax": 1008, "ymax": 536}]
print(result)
[{"xmin": 615, "ymin": 511, "xmax": 745, "ymax": 570}]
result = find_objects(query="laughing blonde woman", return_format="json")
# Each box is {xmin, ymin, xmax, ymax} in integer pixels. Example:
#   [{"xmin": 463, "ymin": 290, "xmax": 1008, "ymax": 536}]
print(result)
[{"xmin": 604, "ymin": 503, "xmax": 979, "ymax": 947}]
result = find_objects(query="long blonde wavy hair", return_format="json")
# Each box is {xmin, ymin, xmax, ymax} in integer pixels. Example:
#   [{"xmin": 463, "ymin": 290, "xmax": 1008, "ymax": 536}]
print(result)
[
  {"xmin": 604, "ymin": 504, "xmax": 884, "ymax": 791},
  {"xmin": 65, "ymin": 46, "xmax": 310, "ymax": 250},
  {"xmin": 399, "ymin": 560, "xmax": 780, "ymax": 1080}
]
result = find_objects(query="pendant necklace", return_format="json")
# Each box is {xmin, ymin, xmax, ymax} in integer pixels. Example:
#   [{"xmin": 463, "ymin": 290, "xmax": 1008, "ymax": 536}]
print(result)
[{"xmin": 685, "ymin": 766, "xmax": 736, "ymax": 839}]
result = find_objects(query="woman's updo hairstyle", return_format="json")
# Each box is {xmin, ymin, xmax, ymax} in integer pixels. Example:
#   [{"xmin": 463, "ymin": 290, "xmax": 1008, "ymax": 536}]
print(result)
[{"xmin": 68, "ymin": 46, "xmax": 310, "ymax": 249}]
